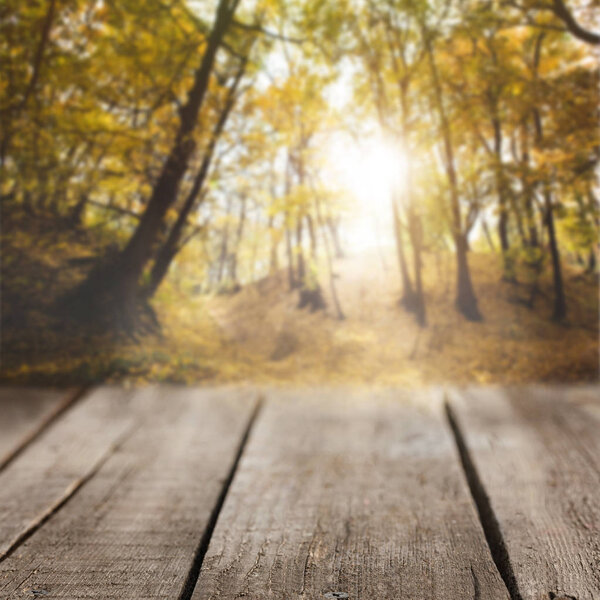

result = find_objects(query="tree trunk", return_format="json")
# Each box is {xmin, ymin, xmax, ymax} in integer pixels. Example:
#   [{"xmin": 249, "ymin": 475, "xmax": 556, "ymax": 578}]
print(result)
[
  {"xmin": 306, "ymin": 213, "xmax": 317, "ymax": 259},
  {"xmin": 492, "ymin": 116, "xmax": 511, "ymax": 276},
  {"xmin": 455, "ymin": 233, "xmax": 481, "ymax": 319},
  {"xmin": 217, "ymin": 197, "xmax": 232, "ymax": 285},
  {"xmin": 69, "ymin": 193, "xmax": 88, "ymax": 228},
  {"xmin": 284, "ymin": 216, "xmax": 297, "ymax": 290},
  {"xmin": 60, "ymin": 0, "xmax": 238, "ymax": 327},
  {"xmin": 296, "ymin": 215, "xmax": 305, "ymax": 285},
  {"xmin": 268, "ymin": 215, "xmax": 279, "ymax": 275},
  {"xmin": 531, "ymin": 33, "xmax": 566, "ymax": 321},
  {"xmin": 315, "ymin": 193, "xmax": 344, "ymax": 320},
  {"xmin": 482, "ymin": 219, "xmax": 496, "ymax": 252},
  {"xmin": 229, "ymin": 195, "xmax": 247, "ymax": 285},
  {"xmin": 520, "ymin": 119, "xmax": 539, "ymax": 247},
  {"xmin": 144, "ymin": 55, "xmax": 246, "ymax": 299},
  {"xmin": 586, "ymin": 247, "xmax": 597, "ymax": 274},
  {"xmin": 423, "ymin": 27, "xmax": 482, "ymax": 321},
  {"xmin": 326, "ymin": 216, "xmax": 344, "ymax": 258},
  {"xmin": 392, "ymin": 196, "xmax": 416, "ymax": 309},
  {"xmin": 408, "ymin": 208, "xmax": 426, "ymax": 326},
  {"xmin": 544, "ymin": 188, "xmax": 567, "ymax": 320}
]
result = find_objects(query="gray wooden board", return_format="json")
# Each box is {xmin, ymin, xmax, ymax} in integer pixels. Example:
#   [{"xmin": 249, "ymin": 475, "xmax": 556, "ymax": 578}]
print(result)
[
  {"xmin": 0, "ymin": 385, "xmax": 257, "ymax": 599},
  {"xmin": 0, "ymin": 386, "xmax": 142, "ymax": 559},
  {"xmin": 191, "ymin": 388, "xmax": 509, "ymax": 600},
  {"xmin": 448, "ymin": 385, "xmax": 600, "ymax": 600},
  {"xmin": 0, "ymin": 387, "xmax": 77, "ymax": 470}
]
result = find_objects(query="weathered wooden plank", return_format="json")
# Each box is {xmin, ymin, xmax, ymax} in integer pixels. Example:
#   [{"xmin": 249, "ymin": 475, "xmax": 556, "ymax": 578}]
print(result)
[
  {"xmin": 0, "ymin": 386, "xmax": 143, "ymax": 560},
  {"xmin": 447, "ymin": 385, "xmax": 600, "ymax": 600},
  {"xmin": 0, "ymin": 385, "xmax": 257, "ymax": 599},
  {"xmin": 0, "ymin": 387, "xmax": 79, "ymax": 470},
  {"xmin": 191, "ymin": 389, "xmax": 509, "ymax": 600}
]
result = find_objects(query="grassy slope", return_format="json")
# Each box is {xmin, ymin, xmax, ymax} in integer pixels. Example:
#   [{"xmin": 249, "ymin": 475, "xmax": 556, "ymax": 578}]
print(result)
[{"xmin": 1, "ymin": 214, "xmax": 598, "ymax": 386}]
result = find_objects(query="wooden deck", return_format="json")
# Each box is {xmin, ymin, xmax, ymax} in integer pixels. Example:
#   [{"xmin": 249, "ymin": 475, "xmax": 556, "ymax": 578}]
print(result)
[{"xmin": 0, "ymin": 385, "xmax": 598, "ymax": 600}]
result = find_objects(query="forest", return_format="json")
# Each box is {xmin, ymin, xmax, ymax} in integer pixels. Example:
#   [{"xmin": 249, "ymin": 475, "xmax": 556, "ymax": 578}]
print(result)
[{"xmin": 1, "ymin": 0, "xmax": 598, "ymax": 385}]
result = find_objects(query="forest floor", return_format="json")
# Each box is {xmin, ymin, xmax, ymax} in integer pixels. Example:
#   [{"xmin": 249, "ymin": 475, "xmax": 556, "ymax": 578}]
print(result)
[{"xmin": 1, "ymin": 212, "xmax": 598, "ymax": 386}]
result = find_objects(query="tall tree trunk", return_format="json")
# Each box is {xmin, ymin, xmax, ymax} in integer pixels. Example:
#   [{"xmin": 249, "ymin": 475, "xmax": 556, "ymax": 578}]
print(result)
[
  {"xmin": 314, "ymin": 193, "xmax": 345, "ymax": 320},
  {"xmin": 508, "ymin": 189, "xmax": 528, "ymax": 248},
  {"xmin": 69, "ymin": 193, "xmax": 88, "ymax": 228},
  {"xmin": 586, "ymin": 247, "xmax": 597, "ymax": 274},
  {"xmin": 482, "ymin": 219, "xmax": 496, "ymax": 252},
  {"xmin": 423, "ymin": 27, "xmax": 482, "ymax": 321},
  {"xmin": 492, "ymin": 116, "xmax": 511, "ymax": 277},
  {"xmin": 284, "ymin": 215, "xmax": 297, "ymax": 290},
  {"xmin": 268, "ymin": 215, "xmax": 279, "ymax": 275},
  {"xmin": 397, "ymin": 63, "xmax": 425, "ymax": 324},
  {"xmin": 144, "ymin": 55, "xmax": 246, "ymax": 299},
  {"xmin": 392, "ymin": 196, "xmax": 416, "ymax": 309},
  {"xmin": 532, "ymin": 33, "xmax": 566, "ymax": 320},
  {"xmin": 306, "ymin": 213, "xmax": 317, "ymax": 259},
  {"xmin": 326, "ymin": 216, "xmax": 344, "ymax": 258},
  {"xmin": 408, "ymin": 208, "xmax": 426, "ymax": 326},
  {"xmin": 520, "ymin": 119, "xmax": 539, "ymax": 247},
  {"xmin": 296, "ymin": 215, "xmax": 306, "ymax": 285},
  {"xmin": 61, "ymin": 0, "xmax": 238, "ymax": 326},
  {"xmin": 543, "ymin": 188, "xmax": 567, "ymax": 319},
  {"xmin": 217, "ymin": 197, "xmax": 232, "ymax": 284},
  {"xmin": 283, "ymin": 152, "xmax": 297, "ymax": 290},
  {"xmin": 229, "ymin": 195, "xmax": 247, "ymax": 285}
]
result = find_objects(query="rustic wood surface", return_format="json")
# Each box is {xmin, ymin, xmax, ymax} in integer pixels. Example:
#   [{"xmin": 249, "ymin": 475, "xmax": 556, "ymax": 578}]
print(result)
[
  {"xmin": 1, "ymin": 384, "xmax": 599, "ymax": 600},
  {"xmin": 0, "ymin": 386, "xmax": 145, "ymax": 560},
  {"xmin": 191, "ymin": 389, "xmax": 509, "ymax": 600},
  {"xmin": 0, "ymin": 387, "xmax": 77, "ymax": 471},
  {"xmin": 447, "ymin": 386, "xmax": 600, "ymax": 600},
  {"xmin": 0, "ymin": 386, "xmax": 258, "ymax": 599}
]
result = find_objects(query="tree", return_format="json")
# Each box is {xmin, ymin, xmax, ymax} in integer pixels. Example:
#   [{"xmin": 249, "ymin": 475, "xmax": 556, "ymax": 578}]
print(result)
[
  {"xmin": 420, "ymin": 7, "xmax": 483, "ymax": 321},
  {"xmin": 61, "ymin": 0, "xmax": 241, "ymax": 328}
]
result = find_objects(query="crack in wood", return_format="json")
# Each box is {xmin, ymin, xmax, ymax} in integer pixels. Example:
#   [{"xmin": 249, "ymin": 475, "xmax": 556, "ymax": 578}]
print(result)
[
  {"xmin": 0, "ymin": 421, "xmax": 139, "ymax": 563},
  {"xmin": 470, "ymin": 565, "xmax": 481, "ymax": 600}
]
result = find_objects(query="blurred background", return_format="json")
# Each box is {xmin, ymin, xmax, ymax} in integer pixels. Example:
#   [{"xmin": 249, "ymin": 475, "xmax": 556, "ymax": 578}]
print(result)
[{"xmin": 1, "ymin": 0, "xmax": 598, "ymax": 386}]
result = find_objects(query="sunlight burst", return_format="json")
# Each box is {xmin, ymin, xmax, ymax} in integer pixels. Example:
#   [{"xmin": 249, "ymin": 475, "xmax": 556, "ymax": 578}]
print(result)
[{"xmin": 326, "ymin": 136, "xmax": 408, "ymax": 249}]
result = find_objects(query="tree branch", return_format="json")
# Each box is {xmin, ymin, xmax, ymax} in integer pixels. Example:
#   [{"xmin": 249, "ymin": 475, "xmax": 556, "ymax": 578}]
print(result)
[
  {"xmin": 231, "ymin": 20, "xmax": 306, "ymax": 44},
  {"xmin": 551, "ymin": 0, "xmax": 600, "ymax": 45}
]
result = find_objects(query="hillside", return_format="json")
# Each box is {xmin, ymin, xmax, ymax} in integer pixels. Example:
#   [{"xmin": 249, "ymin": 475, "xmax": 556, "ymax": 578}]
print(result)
[
  {"xmin": 3, "ymin": 212, "xmax": 596, "ymax": 386},
  {"xmin": 203, "ymin": 247, "xmax": 599, "ymax": 385}
]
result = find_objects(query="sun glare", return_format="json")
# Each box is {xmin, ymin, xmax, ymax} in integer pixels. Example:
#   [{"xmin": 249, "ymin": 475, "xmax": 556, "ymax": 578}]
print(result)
[{"xmin": 326, "ymin": 136, "xmax": 407, "ymax": 249}]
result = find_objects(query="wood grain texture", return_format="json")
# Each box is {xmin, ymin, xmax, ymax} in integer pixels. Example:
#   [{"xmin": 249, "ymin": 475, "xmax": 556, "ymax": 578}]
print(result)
[
  {"xmin": 0, "ymin": 386, "xmax": 143, "ymax": 559},
  {"xmin": 0, "ymin": 387, "xmax": 77, "ymax": 470},
  {"xmin": 191, "ymin": 388, "xmax": 509, "ymax": 600},
  {"xmin": 0, "ymin": 385, "xmax": 257, "ymax": 599},
  {"xmin": 448, "ymin": 385, "xmax": 600, "ymax": 600}
]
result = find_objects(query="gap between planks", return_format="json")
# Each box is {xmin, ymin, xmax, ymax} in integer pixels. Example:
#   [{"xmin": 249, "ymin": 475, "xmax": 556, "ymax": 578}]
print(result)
[
  {"xmin": 4, "ymin": 386, "xmax": 591, "ymax": 600},
  {"xmin": 444, "ymin": 396, "xmax": 524, "ymax": 600},
  {"xmin": 187, "ymin": 388, "xmax": 511, "ymax": 600},
  {"xmin": 178, "ymin": 395, "xmax": 264, "ymax": 600},
  {"xmin": 0, "ymin": 386, "xmax": 262, "ymax": 599},
  {"xmin": 446, "ymin": 386, "xmax": 600, "ymax": 600}
]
